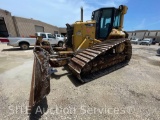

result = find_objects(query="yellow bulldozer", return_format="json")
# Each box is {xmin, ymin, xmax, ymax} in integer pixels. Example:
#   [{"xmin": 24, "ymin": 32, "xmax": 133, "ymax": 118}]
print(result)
[{"xmin": 29, "ymin": 5, "xmax": 132, "ymax": 112}]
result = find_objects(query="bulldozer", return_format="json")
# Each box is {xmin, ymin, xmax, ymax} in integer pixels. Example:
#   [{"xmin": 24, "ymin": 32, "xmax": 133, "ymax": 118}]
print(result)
[{"xmin": 29, "ymin": 5, "xmax": 132, "ymax": 112}]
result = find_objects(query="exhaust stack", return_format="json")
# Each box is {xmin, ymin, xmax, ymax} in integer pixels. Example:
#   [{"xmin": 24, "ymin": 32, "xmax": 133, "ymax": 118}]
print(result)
[{"xmin": 81, "ymin": 7, "xmax": 83, "ymax": 22}]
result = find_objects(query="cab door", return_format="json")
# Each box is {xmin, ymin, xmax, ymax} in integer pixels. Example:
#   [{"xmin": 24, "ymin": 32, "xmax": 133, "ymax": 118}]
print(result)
[
  {"xmin": 47, "ymin": 33, "xmax": 58, "ymax": 45},
  {"xmin": 40, "ymin": 33, "xmax": 57, "ymax": 45}
]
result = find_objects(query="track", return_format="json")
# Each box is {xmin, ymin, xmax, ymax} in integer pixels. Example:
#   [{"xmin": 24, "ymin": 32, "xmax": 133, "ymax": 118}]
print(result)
[{"xmin": 68, "ymin": 38, "xmax": 132, "ymax": 82}]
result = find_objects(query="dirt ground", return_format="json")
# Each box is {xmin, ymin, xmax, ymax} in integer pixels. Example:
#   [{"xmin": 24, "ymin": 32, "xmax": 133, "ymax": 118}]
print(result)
[{"xmin": 0, "ymin": 43, "xmax": 160, "ymax": 120}]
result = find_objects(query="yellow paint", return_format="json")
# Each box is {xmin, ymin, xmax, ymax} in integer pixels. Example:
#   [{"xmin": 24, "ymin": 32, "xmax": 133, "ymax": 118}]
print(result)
[
  {"xmin": 108, "ymin": 28, "xmax": 125, "ymax": 39},
  {"xmin": 119, "ymin": 5, "xmax": 128, "ymax": 30},
  {"xmin": 59, "ymin": 51, "xmax": 73, "ymax": 55},
  {"xmin": 72, "ymin": 20, "xmax": 96, "ymax": 51}
]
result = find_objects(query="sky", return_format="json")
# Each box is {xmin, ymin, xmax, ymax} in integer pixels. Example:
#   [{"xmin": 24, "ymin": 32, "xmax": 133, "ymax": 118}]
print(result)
[{"xmin": 0, "ymin": 0, "xmax": 160, "ymax": 31}]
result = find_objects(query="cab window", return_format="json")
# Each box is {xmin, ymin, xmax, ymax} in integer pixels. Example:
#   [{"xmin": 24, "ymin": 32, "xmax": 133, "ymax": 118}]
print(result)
[
  {"xmin": 100, "ymin": 9, "xmax": 112, "ymax": 38},
  {"xmin": 48, "ymin": 34, "xmax": 55, "ymax": 38},
  {"xmin": 40, "ymin": 33, "xmax": 46, "ymax": 38}
]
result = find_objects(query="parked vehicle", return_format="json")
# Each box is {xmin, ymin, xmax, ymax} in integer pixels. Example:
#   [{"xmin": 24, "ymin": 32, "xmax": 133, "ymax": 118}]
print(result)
[
  {"xmin": 4, "ymin": 32, "xmax": 64, "ymax": 50},
  {"xmin": 139, "ymin": 38, "xmax": 153, "ymax": 45},
  {"xmin": 36, "ymin": 32, "xmax": 64, "ymax": 47},
  {"xmin": 130, "ymin": 38, "xmax": 141, "ymax": 44},
  {"xmin": 143, "ymin": 36, "xmax": 160, "ymax": 45},
  {"xmin": 143, "ymin": 37, "xmax": 156, "ymax": 45}
]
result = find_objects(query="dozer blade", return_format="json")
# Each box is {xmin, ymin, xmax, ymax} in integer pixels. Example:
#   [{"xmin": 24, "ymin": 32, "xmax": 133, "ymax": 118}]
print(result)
[
  {"xmin": 68, "ymin": 38, "xmax": 132, "ymax": 82},
  {"xmin": 28, "ymin": 45, "xmax": 51, "ymax": 113}
]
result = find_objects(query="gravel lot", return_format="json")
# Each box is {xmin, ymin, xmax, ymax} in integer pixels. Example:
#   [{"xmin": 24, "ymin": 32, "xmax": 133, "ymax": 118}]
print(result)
[{"xmin": 0, "ymin": 43, "xmax": 160, "ymax": 120}]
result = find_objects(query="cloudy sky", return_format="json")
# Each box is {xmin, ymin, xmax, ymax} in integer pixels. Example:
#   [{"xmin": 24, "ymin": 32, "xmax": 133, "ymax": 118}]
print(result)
[{"xmin": 0, "ymin": 0, "xmax": 160, "ymax": 31}]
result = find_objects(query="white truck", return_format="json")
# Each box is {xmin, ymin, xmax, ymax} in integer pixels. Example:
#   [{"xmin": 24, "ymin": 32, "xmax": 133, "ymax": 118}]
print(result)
[
  {"xmin": 6, "ymin": 32, "xmax": 64, "ymax": 50},
  {"xmin": 139, "ymin": 38, "xmax": 153, "ymax": 45},
  {"xmin": 130, "ymin": 38, "xmax": 141, "ymax": 44}
]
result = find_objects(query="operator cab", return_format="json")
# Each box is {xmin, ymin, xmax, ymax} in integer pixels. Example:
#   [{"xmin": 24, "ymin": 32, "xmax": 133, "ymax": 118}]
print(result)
[{"xmin": 91, "ymin": 6, "xmax": 123, "ymax": 40}]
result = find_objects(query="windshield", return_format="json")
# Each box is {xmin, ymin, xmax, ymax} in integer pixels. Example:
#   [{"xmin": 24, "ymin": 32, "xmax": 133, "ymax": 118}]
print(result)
[
  {"xmin": 99, "ymin": 9, "xmax": 113, "ymax": 38},
  {"xmin": 113, "ymin": 10, "xmax": 120, "ymax": 28}
]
